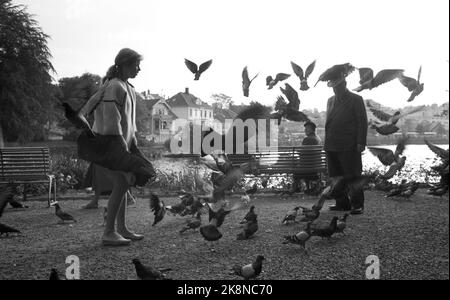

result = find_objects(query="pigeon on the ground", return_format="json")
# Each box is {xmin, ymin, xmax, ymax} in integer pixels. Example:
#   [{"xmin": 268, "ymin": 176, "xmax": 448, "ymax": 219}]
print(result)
[
  {"xmin": 336, "ymin": 213, "xmax": 350, "ymax": 234},
  {"xmin": 54, "ymin": 203, "xmax": 77, "ymax": 223},
  {"xmin": 311, "ymin": 216, "xmax": 339, "ymax": 239},
  {"xmin": 184, "ymin": 59, "xmax": 213, "ymax": 80},
  {"xmin": 49, "ymin": 268, "xmax": 61, "ymax": 280},
  {"xmin": 282, "ymin": 206, "xmax": 300, "ymax": 225},
  {"xmin": 240, "ymin": 205, "xmax": 257, "ymax": 224},
  {"xmin": 179, "ymin": 212, "xmax": 202, "ymax": 234},
  {"xmin": 231, "ymin": 255, "xmax": 265, "ymax": 280},
  {"xmin": 236, "ymin": 217, "xmax": 258, "ymax": 240},
  {"xmin": 132, "ymin": 258, "xmax": 172, "ymax": 280},
  {"xmin": 282, "ymin": 221, "xmax": 313, "ymax": 250}
]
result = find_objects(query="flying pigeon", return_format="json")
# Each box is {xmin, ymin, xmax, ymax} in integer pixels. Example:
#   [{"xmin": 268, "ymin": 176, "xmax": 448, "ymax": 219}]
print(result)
[
  {"xmin": 398, "ymin": 66, "xmax": 424, "ymax": 102},
  {"xmin": 184, "ymin": 59, "xmax": 213, "ymax": 80},
  {"xmin": 354, "ymin": 68, "xmax": 404, "ymax": 92},
  {"xmin": 315, "ymin": 63, "xmax": 355, "ymax": 87},
  {"xmin": 368, "ymin": 135, "xmax": 409, "ymax": 179},
  {"xmin": 291, "ymin": 60, "xmax": 316, "ymax": 91},
  {"xmin": 266, "ymin": 73, "xmax": 290, "ymax": 89},
  {"xmin": 242, "ymin": 66, "xmax": 259, "ymax": 97},
  {"xmin": 368, "ymin": 102, "xmax": 424, "ymax": 135}
]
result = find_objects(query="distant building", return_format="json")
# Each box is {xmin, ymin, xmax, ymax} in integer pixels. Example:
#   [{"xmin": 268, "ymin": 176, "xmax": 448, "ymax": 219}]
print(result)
[{"xmin": 166, "ymin": 88, "xmax": 214, "ymax": 127}]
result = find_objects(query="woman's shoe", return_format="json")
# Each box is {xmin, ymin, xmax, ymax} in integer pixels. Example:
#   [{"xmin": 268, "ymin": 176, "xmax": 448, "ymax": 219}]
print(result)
[
  {"xmin": 102, "ymin": 233, "xmax": 131, "ymax": 246},
  {"xmin": 119, "ymin": 232, "xmax": 144, "ymax": 241}
]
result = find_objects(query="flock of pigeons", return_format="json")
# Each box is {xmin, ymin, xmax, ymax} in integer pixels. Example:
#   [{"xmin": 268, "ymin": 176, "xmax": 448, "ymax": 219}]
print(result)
[{"xmin": 0, "ymin": 59, "xmax": 447, "ymax": 280}]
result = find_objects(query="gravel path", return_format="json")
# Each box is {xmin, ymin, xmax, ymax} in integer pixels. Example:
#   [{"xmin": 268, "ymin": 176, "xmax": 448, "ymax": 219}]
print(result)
[{"xmin": 0, "ymin": 190, "xmax": 448, "ymax": 280}]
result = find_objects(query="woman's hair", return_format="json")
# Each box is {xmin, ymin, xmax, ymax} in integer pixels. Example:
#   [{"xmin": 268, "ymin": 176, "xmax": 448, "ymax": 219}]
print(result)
[{"xmin": 102, "ymin": 48, "xmax": 143, "ymax": 84}]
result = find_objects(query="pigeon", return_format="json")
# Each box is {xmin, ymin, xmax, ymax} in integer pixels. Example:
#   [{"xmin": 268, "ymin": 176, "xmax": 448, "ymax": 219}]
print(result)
[
  {"xmin": 385, "ymin": 180, "xmax": 408, "ymax": 198},
  {"xmin": 242, "ymin": 66, "xmax": 259, "ymax": 97},
  {"xmin": 274, "ymin": 88, "xmax": 309, "ymax": 123},
  {"xmin": 60, "ymin": 103, "xmax": 95, "ymax": 137},
  {"xmin": 240, "ymin": 205, "xmax": 257, "ymax": 224},
  {"xmin": 245, "ymin": 183, "xmax": 258, "ymax": 195},
  {"xmin": 400, "ymin": 181, "xmax": 419, "ymax": 199},
  {"xmin": 311, "ymin": 216, "xmax": 339, "ymax": 239},
  {"xmin": 150, "ymin": 193, "xmax": 166, "ymax": 226},
  {"xmin": 336, "ymin": 213, "xmax": 349, "ymax": 234},
  {"xmin": 424, "ymin": 139, "xmax": 449, "ymax": 161},
  {"xmin": 132, "ymin": 259, "xmax": 172, "ymax": 280},
  {"xmin": 199, "ymin": 224, "xmax": 223, "ymax": 242},
  {"xmin": 237, "ymin": 217, "xmax": 258, "ymax": 240},
  {"xmin": 54, "ymin": 203, "xmax": 77, "ymax": 223},
  {"xmin": 266, "ymin": 73, "xmax": 290, "ymax": 90},
  {"xmin": 8, "ymin": 197, "xmax": 28, "ymax": 209},
  {"xmin": 165, "ymin": 201, "xmax": 186, "ymax": 216},
  {"xmin": 179, "ymin": 212, "xmax": 202, "ymax": 234},
  {"xmin": 180, "ymin": 198, "xmax": 205, "ymax": 217},
  {"xmin": 398, "ymin": 66, "xmax": 424, "ymax": 102},
  {"xmin": 282, "ymin": 206, "xmax": 300, "ymax": 224},
  {"xmin": 231, "ymin": 255, "xmax": 265, "ymax": 280},
  {"xmin": 428, "ymin": 185, "xmax": 449, "ymax": 198},
  {"xmin": 282, "ymin": 221, "xmax": 313, "ymax": 249},
  {"xmin": 315, "ymin": 63, "xmax": 355, "ymax": 87},
  {"xmin": 184, "ymin": 59, "xmax": 213, "ymax": 80},
  {"xmin": 207, "ymin": 202, "xmax": 242, "ymax": 228},
  {"xmin": 368, "ymin": 135, "xmax": 409, "ymax": 179},
  {"xmin": 354, "ymin": 68, "xmax": 404, "ymax": 92},
  {"xmin": 367, "ymin": 102, "xmax": 424, "ymax": 136},
  {"xmin": 291, "ymin": 60, "xmax": 316, "ymax": 91},
  {"xmin": 49, "ymin": 268, "xmax": 61, "ymax": 280},
  {"xmin": 0, "ymin": 223, "xmax": 21, "ymax": 236}
]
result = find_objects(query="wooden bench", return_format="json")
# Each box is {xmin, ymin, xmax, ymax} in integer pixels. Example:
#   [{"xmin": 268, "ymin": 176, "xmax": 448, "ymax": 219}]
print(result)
[
  {"xmin": 227, "ymin": 145, "xmax": 327, "ymax": 177},
  {"xmin": 0, "ymin": 147, "xmax": 56, "ymax": 207},
  {"xmin": 164, "ymin": 145, "xmax": 327, "ymax": 177}
]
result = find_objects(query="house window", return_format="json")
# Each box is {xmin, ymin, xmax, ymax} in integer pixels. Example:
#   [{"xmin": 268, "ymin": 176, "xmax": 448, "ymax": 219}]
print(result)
[
  {"xmin": 209, "ymin": 111, "xmax": 212, "ymax": 118},
  {"xmin": 162, "ymin": 121, "xmax": 167, "ymax": 130},
  {"xmin": 190, "ymin": 109, "xmax": 193, "ymax": 117}
]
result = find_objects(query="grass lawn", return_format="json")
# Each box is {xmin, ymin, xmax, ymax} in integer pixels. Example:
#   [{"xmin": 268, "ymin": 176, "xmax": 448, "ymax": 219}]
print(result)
[{"xmin": 0, "ymin": 189, "xmax": 448, "ymax": 280}]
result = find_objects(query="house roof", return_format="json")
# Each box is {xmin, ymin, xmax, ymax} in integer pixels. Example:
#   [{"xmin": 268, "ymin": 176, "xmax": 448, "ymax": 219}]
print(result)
[{"xmin": 166, "ymin": 91, "xmax": 212, "ymax": 109}]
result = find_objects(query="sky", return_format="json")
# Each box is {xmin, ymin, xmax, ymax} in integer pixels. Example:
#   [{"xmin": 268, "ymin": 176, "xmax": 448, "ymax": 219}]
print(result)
[{"xmin": 13, "ymin": 0, "xmax": 450, "ymax": 111}]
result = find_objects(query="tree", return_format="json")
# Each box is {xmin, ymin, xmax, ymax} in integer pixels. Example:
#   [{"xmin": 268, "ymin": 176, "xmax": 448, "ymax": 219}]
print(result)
[
  {"xmin": 211, "ymin": 93, "xmax": 233, "ymax": 110},
  {"xmin": 0, "ymin": 0, "xmax": 58, "ymax": 142}
]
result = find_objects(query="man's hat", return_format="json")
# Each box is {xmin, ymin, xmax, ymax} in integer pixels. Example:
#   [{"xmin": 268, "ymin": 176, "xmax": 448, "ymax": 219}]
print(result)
[
  {"xmin": 315, "ymin": 63, "xmax": 355, "ymax": 87},
  {"xmin": 304, "ymin": 120, "xmax": 317, "ymax": 129},
  {"xmin": 114, "ymin": 48, "xmax": 143, "ymax": 66}
]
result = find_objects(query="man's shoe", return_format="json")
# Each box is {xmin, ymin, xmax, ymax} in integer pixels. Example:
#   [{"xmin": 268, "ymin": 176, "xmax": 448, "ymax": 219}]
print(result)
[
  {"xmin": 329, "ymin": 205, "xmax": 351, "ymax": 212},
  {"xmin": 350, "ymin": 207, "xmax": 364, "ymax": 215}
]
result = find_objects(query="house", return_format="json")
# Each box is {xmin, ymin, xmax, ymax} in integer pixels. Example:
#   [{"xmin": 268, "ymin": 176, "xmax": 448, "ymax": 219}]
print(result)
[
  {"xmin": 146, "ymin": 98, "xmax": 177, "ymax": 143},
  {"xmin": 166, "ymin": 88, "xmax": 214, "ymax": 128}
]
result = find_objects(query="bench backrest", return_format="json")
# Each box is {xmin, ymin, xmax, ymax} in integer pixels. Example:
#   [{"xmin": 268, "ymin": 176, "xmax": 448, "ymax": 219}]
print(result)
[
  {"xmin": 228, "ymin": 145, "xmax": 327, "ymax": 175},
  {"xmin": 0, "ymin": 147, "xmax": 50, "ymax": 182}
]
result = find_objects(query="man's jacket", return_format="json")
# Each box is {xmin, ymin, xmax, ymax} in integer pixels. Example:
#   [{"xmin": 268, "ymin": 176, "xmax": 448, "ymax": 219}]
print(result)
[{"xmin": 324, "ymin": 89, "xmax": 368, "ymax": 152}]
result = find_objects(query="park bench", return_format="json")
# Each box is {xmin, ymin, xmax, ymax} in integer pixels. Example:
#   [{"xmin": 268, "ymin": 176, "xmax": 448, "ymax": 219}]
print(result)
[
  {"xmin": 0, "ymin": 147, "xmax": 56, "ymax": 207},
  {"xmin": 164, "ymin": 145, "xmax": 327, "ymax": 178}
]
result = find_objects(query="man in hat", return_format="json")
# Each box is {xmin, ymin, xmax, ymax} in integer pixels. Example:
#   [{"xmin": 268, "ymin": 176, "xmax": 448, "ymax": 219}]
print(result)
[{"xmin": 321, "ymin": 64, "xmax": 368, "ymax": 215}]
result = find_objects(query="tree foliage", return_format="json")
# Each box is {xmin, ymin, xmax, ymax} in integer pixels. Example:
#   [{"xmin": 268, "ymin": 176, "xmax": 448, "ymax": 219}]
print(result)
[{"xmin": 0, "ymin": 0, "xmax": 58, "ymax": 142}]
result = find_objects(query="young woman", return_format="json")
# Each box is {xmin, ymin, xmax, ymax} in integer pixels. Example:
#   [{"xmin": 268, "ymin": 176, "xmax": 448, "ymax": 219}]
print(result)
[{"xmin": 82, "ymin": 48, "xmax": 146, "ymax": 246}]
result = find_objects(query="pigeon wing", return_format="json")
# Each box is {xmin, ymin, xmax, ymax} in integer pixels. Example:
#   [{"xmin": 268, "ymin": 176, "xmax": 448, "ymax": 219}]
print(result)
[
  {"xmin": 290, "ymin": 61, "xmax": 304, "ymax": 79},
  {"xmin": 368, "ymin": 106, "xmax": 393, "ymax": 122},
  {"xmin": 398, "ymin": 74, "xmax": 417, "ymax": 91},
  {"xmin": 372, "ymin": 69, "xmax": 404, "ymax": 88},
  {"xmin": 198, "ymin": 59, "xmax": 213, "ymax": 74},
  {"xmin": 184, "ymin": 59, "xmax": 198, "ymax": 74},
  {"xmin": 425, "ymin": 139, "xmax": 449, "ymax": 159},
  {"xmin": 274, "ymin": 73, "xmax": 291, "ymax": 83},
  {"xmin": 358, "ymin": 68, "xmax": 374, "ymax": 85},
  {"xmin": 368, "ymin": 147, "xmax": 395, "ymax": 166},
  {"xmin": 305, "ymin": 60, "xmax": 316, "ymax": 79}
]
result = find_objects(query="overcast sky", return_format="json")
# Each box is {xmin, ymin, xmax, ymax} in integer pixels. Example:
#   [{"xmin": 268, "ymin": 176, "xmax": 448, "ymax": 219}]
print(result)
[{"xmin": 14, "ymin": 0, "xmax": 450, "ymax": 111}]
